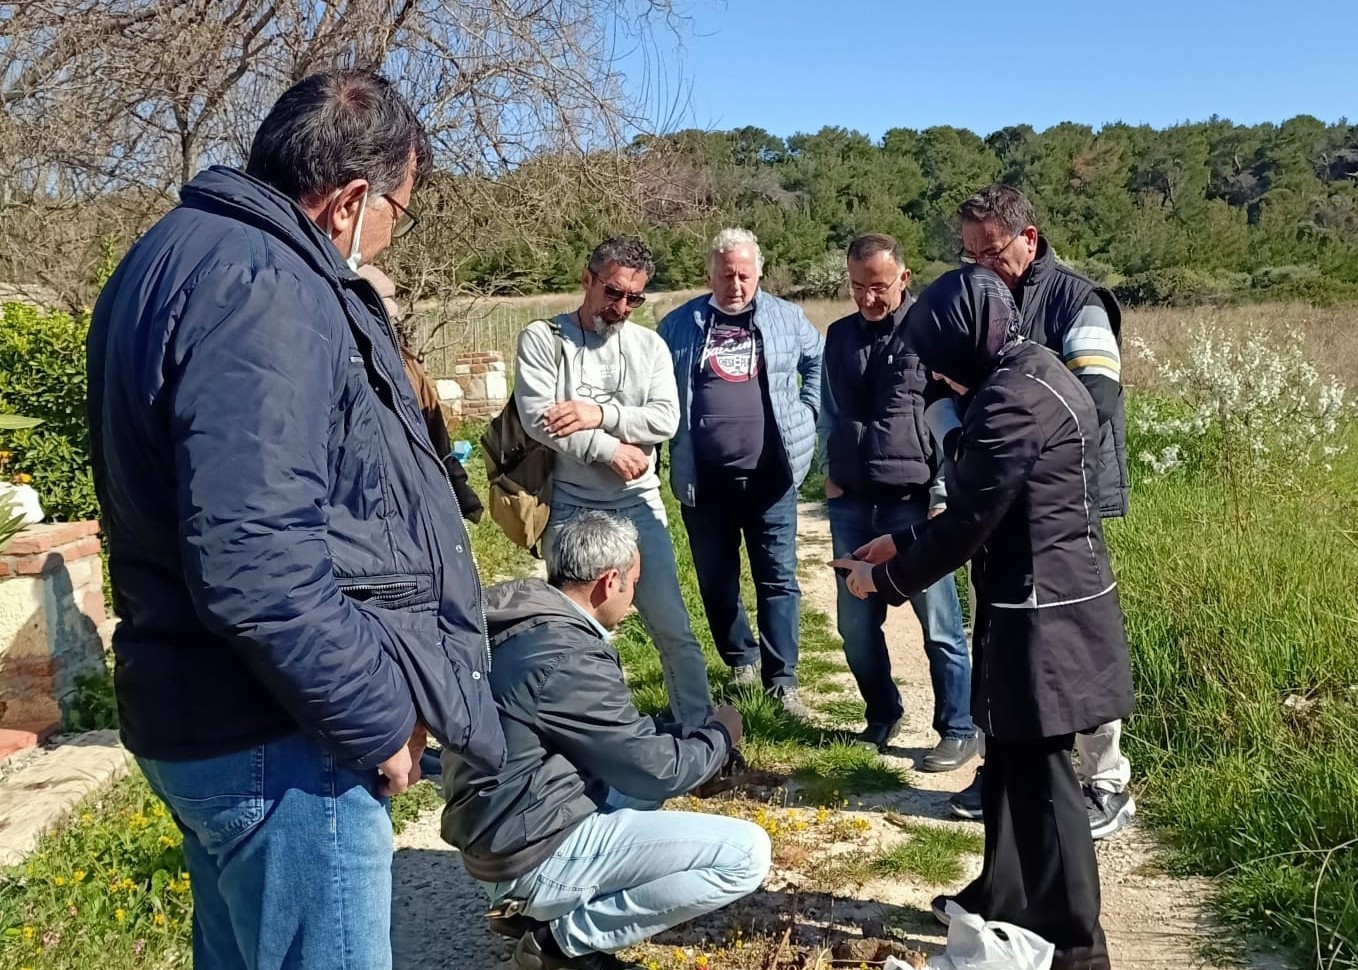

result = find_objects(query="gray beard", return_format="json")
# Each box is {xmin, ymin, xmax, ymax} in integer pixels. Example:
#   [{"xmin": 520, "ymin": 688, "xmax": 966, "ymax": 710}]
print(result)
[{"xmin": 592, "ymin": 315, "xmax": 625, "ymax": 337}]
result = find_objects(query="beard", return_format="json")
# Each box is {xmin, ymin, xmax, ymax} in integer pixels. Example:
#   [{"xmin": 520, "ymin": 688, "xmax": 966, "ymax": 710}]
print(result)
[{"xmin": 592, "ymin": 313, "xmax": 625, "ymax": 336}]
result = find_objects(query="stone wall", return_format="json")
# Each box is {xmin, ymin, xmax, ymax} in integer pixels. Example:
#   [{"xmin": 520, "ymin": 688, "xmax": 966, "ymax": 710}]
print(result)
[
  {"xmin": 451, "ymin": 351, "xmax": 509, "ymax": 420},
  {"xmin": 0, "ymin": 522, "xmax": 107, "ymax": 732}
]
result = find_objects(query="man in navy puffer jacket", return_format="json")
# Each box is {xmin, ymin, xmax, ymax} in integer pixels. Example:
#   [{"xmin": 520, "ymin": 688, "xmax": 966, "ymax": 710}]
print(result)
[{"xmin": 87, "ymin": 70, "xmax": 505, "ymax": 970}]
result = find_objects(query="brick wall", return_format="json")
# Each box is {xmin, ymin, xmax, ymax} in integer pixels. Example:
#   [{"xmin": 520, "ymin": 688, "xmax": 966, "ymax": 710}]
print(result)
[
  {"xmin": 451, "ymin": 350, "xmax": 509, "ymax": 420},
  {"xmin": 0, "ymin": 522, "xmax": 107, "ymax": 733}
]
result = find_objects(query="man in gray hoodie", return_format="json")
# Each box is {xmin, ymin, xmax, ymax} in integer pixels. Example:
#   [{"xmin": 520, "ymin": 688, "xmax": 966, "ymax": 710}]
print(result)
[{"xmin": 512, "ymin": 236, "xmax": 712, "ymax": 727}]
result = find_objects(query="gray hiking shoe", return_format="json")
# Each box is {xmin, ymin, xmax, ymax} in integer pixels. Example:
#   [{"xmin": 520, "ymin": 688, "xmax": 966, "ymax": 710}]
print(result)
[
  {"xmin": 730, "ymin": 663, "xmax": 760, "ymax": 687},
  {"xmin": 771, "ymin": 685, "xmax": 810, "ymax": 719}
]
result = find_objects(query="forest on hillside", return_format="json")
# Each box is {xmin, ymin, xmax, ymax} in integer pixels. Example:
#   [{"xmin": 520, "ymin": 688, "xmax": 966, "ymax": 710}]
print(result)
[{"xmin": 449, "ymin": 117, "xmax": 1358, "ymax": 306}]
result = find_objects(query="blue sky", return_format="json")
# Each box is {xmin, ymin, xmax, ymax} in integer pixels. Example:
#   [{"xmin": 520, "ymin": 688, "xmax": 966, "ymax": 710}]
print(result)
[{"xmin": 627, "ymin": 0, "xmax": 1354, "ymax": 139}]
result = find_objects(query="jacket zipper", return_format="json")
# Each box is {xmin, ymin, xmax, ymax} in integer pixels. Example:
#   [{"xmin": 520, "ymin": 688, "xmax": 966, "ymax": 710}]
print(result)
[
  {"xmin": 366, "ymin": 296, "xmax": 494, "ymax": 676},
  {"xmin": 338, "ymin": 579, "xmax": 419, "ymax": 602}
]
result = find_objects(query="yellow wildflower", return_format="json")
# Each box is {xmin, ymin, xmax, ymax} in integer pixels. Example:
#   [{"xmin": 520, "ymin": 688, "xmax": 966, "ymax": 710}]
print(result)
[
  {"xmin": 154, "ymin": 912, "xmax": 167, "ymax": 926},
  {"xmin": 695, "ymin": 955, "xmax": 710, "ymax": 969},
  {"xmin": 53, "ymin": 876, "xmax": 66, "ymax": 887},
  {"xmin": 73, "ymin": 869, "xmax": 87, "ymax": 883},
  {"xmin": 21, "ymin": 926, "xmax": 33, "ymax": 940},
  {"xmin": 14, "ymin": 473, "xmax": 32, "ymax": 484},
  {"xmin": 115, "ymin": 908, "xmax": 126, "ymax": 922}
]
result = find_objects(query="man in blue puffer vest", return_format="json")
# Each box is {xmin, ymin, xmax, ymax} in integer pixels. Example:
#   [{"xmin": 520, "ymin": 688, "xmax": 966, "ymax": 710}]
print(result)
[
  {"xmin": 659, "ymin": 229, "xmax": 824, "ymax": 718},
  {"xmin": 87, "ymin": 70, "xmax": 505, "ymax": 970}
]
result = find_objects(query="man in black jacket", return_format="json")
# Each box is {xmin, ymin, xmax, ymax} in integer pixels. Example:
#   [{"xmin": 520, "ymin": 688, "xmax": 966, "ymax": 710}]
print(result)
[
  {"xmin": 939, "ymin": 184, "xmax": 1134, "ymax": 840},
  {"xmin": 87, "ymin": 71, "xmax": 504, "ymax": 970},
  {"xmin": 818, "ymin": 234, "xmax": 977, "ymax": 768},
  {"xmin": 442, "ymin": 510, "xmax": 771, "ymax": 970}
]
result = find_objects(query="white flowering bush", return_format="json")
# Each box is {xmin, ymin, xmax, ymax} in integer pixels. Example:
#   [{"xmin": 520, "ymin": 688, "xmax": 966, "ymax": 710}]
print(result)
[{"xmin": 1128, "ymin": 323, "xmax": 1351, "ymax": 516}]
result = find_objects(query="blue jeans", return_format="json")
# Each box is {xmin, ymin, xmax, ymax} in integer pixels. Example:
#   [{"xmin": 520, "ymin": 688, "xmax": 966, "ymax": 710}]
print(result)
[
  {"xmin": 827, "ymin": 495, "xmax": 975, "ymax": 738},
  {"xmin": 546, "ymin": 499, "xmax": 713, "ymax": 726},
  {"xmin": 481, "ymin": 792, "xmax": 771, "ymax": 956},
  {"xmin": 137, "ymin": 732, "xmax": 393, "ymax": 970},
  {"xmin": 680, "ymin": 476, "xmax": 801, "ymax": 689}
]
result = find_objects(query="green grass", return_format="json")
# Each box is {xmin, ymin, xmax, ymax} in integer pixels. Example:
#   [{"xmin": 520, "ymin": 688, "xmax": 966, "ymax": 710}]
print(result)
[
  {"xmin": 608, "ymin": 486, "xmax": 908, "ymax": 805},
  {"xmin": 872, "ymin": 821, "xmax": 985, "ymax": 886},
  {"xmin": 1115, "ymin": 405, "xmax": 1358, "ymax": 968},
  {"xmin": 0, "ymin": 774, "xmax": 192, "ymax": 969}
]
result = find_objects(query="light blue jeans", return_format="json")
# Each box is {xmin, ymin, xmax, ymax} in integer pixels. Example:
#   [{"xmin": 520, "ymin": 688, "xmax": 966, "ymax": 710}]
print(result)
[
  {"xmin": 482, "ymin": 792, "xmax": 771, "ymax": 956},
  {"xmin": 547, "ymin": 499, "xmax": 713, "ymax": 726},
  {"xmin": 137, "ymin": 732, "xmax": 393, "ymax": 970}
]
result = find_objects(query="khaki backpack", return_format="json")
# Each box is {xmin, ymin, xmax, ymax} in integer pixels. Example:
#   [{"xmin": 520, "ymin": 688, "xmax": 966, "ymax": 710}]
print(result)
[{"xmin": 480, "ymin": 320, "xmax": 562, "ymax": 556}]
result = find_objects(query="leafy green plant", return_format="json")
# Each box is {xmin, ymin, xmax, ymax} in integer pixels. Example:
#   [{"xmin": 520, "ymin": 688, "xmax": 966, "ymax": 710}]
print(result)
[{"xmin": 0, "ymin": 303, "xmax": 97, "ymax": 522}]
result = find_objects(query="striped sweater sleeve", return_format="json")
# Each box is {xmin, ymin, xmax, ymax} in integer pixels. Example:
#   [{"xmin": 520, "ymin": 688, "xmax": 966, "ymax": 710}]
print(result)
[{"xmin": 1062, "ymin": 295, "xmax": 1121, "ymax": 425}]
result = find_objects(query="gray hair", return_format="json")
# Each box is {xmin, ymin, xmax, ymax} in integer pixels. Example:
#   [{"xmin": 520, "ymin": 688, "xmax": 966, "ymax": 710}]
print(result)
[
  {"xmin": 546, "ymin": 510, "xmax": 639, "ymax": 587},
  {"xmin": 847, "ymin": 233, "xmax": 905, "ymax": 269},
  {"xmin": 586, "ymin": 235, "xmax": 655, "ymax": 279},
  {"xmin": 958, "ymin": 183, "xmax": 1038, "ymax": 236},
  {"xmin": 707, "ymin": 227, "xmax": 764, "ymax": 276}
]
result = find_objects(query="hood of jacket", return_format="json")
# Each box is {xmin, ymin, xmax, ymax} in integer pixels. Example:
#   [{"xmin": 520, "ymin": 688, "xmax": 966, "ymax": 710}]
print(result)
[
  {"xmin": 909, "ymin": 265, "xmax": 1023, "ymax": 391},
  {"xmin": 484, "ymin": 578, "xmax": 599, "ymax": 647}
]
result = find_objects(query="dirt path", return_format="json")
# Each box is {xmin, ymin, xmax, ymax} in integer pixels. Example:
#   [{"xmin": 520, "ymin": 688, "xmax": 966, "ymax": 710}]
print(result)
[
  {"xmin": 387, "ymin": 503, "xmax": 1259, "ymax": 970},
  {"xmin": 793, "ymin": 500, "xmax": 1257, "ymax": 970}
]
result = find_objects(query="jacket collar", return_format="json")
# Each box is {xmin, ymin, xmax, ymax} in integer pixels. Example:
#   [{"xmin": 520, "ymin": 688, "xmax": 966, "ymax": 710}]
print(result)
[
  {"xmin": 1014, "ymin": 235, "xmax": 1055, "ymax": 309},
  {"xmin": 178, "ymin": 166, "xmax": 354, "ymax": 284},
  {"xmin": 694, "ymin": 289, "xmax": 766, "ymax": 329},
  {"xmin": 854, "ymin": 291, "xmax": 914, "ymax": 334}
]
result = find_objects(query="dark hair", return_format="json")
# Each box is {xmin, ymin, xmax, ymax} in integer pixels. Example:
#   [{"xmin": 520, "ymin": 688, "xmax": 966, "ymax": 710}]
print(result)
[
  {"xmin": 847, "ymin": 233, "xmax": 905, "ymax": 268},
  {"xmin": 586, "ymin": 235, "xmax": 655, "ymax": 279},
  {"xmin": 958, "ymin": 184, "xmax": 1038, "ymax": 236},
  {"xmin": 246, "ymin": 70, "xmax": 433, "ymax": 204}
]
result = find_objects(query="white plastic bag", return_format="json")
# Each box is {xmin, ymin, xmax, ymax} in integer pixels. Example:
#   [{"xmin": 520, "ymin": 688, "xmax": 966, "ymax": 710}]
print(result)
[{"xmin": 922, "ymin": 901, "xmax": 1054, "ymax": 970}]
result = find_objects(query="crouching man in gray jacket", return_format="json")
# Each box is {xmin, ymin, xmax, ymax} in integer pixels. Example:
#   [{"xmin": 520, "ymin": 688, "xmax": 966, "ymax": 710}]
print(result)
[{"xmin": 441, "ymin": 510, "xmax": 771, "ymax": 970}]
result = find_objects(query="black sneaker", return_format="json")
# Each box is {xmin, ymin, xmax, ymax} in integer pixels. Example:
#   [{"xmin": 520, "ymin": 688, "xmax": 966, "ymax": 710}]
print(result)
[
  {"xmin": 930, "ymin": 893, "xmax": 955, "ymax": 926},
  {"xmin": 1085, "ymin": 786, "xmax": 1136, "ymax": 840},
  {"xmin": 948, "ymin": 768, "xmax": 983, "ymax": 820},
  {"xmin": 855, "ymin": 718, "xmax": 903, "ymax": 753},
  {"xmin": 514, "ymin": 927, "xmax": 645, "ymax": 970}
]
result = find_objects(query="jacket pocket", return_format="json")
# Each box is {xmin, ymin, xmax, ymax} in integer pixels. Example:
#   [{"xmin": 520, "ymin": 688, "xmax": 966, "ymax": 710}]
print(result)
[{"xmin": 336, "ymin": 572, "xmax": 432, "ymax": 609}]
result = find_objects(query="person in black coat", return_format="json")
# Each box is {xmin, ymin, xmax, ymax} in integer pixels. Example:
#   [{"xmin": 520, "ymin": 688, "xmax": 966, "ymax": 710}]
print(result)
[{"xmin": 831, "ymin": 265, "xmax": 1133, "ymax": 970}]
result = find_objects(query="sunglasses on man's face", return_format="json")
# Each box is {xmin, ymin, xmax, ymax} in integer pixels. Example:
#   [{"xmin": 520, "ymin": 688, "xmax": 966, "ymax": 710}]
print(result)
[{"xmin": 594, "ymin": 275, "xmax": 647, "ymax": 308}]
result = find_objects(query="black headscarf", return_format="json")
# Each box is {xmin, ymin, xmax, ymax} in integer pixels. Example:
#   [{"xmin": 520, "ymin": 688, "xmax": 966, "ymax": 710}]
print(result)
[{"xmin": 908, "ymin": 265, "xmax": 1023, "ymax": 390}]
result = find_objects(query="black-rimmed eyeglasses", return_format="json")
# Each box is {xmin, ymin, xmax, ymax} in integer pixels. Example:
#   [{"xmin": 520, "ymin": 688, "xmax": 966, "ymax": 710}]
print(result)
[{"xmin": 384, "ymin": 195, "xmax": 419, "ymax": 240}]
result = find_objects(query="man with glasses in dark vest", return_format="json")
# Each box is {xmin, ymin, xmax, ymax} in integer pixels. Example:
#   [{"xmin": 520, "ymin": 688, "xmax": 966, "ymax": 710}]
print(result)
[
  {"xmin": 819, "ymin": 234, "xmax": 977, "ymax": 767},
  {"xmin": 513, "ymin": 236, "xmax": 713, "ymax": 730},
  {"xmin": 936, "ymin": 184, "xmax": 1135, "ymax": 841}
]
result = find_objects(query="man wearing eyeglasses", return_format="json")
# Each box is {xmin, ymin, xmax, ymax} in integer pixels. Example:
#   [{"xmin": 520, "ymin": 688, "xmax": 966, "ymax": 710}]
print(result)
[
  {"xmin": 818, "ymin": 234, "xmax": 977, "ymax": 768},
  {"xmin": 513, "ymin": 236, "xmax": 714, "ymax": 731},
  {"xmin": 659, "ymin": 228, "xmax": 824, "ymax": 719},
  {"xmin": 86, "ymin": 71, "xmax": 504, "ymax": 968},
  {"xmin": 935, "ymin": 184, "xmax": 1134, "ymax": 842}
]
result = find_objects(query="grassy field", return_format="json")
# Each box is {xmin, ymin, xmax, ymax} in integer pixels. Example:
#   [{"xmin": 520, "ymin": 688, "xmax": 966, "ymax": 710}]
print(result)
[
  {"xmin": 1111, "ymin": 411, "xmax": 1358, "ymax": 967},
  {"xmin": 1, "ymin": 298, "xmax": 1355, "ymax": 968}
]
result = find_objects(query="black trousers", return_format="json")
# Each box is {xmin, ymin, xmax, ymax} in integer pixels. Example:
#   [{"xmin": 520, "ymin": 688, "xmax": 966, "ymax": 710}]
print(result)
[{"xmin": 956, "ymin": 733, "xmax": 1110, "ymax": 969}]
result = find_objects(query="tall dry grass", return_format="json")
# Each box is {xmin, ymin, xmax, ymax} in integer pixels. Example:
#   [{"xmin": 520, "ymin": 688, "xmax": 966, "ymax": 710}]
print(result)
[{"xmin": 1122, "ymin": 302, "xmax": 1358, "ymax": 389}]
